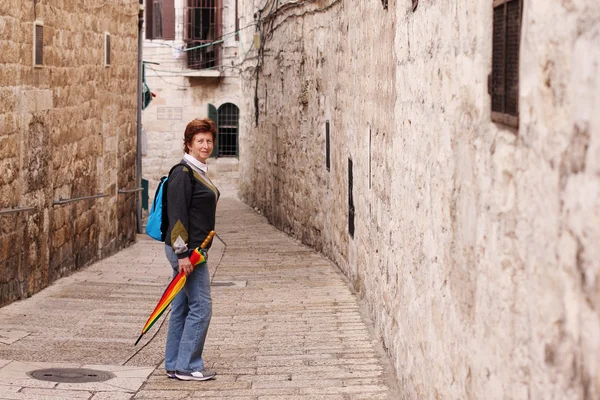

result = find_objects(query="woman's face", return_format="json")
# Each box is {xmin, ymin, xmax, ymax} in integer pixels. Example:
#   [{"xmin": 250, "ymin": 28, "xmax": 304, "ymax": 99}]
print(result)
[{"xmin": 187, "ymin": 131, "xmax": 214, "ymax": 163}]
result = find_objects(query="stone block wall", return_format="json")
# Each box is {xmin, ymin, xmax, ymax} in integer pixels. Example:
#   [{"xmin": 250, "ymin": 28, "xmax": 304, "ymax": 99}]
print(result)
[
  {"xmin": 238, "ymin": 0, "xmax": 600, "ymax": 398},
  {"xmin": 0, "ymin": 1, "xmax": 139, "ymax": 306}
]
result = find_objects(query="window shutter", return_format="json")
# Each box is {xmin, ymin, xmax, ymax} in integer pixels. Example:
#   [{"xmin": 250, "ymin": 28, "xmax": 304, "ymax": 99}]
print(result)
[
  {"xmin": 325, "ymin": 121, "xmax": 330, "ymax": 171},
  {"xmin": 208, "ymin": 103, "xmax": 218, "ymax": 158},
  {"xmin": 505, "ymin": 0, "xmax": 521, "ymax": 116},
  {"xmin": 348, "ymin": 158, "xmax": 355, "ymax": 238},
  {"xmin": 491, "ymin": 0, "xmax": 521, "ymax": 127},
  {"xmin": 34, "ymin": 23, "xmax": 43, "ymax": 66},
  {"xmin": 235, "ymin": 0, "xmax": 239, "ymax": 40},
  {"xmin": 491, "ymin": 4, "xmax": 506, "ymax": 114},
  {"xmin": 105, "ymin": 33, "xmax": 111, "ymax": 66},
  {"xmin": 162, "ymin": 0, "xmax": 175, "ymax": 40},
  {"xmin": 145, "ymin": 0, "xmax": 154, "ymax": 39}
]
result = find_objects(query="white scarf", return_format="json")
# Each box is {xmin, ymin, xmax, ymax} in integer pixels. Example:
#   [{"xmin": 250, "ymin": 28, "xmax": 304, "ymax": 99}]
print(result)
[{"xmin": 183, "ymin": 153, "xmax": 207, "ymax": 175}]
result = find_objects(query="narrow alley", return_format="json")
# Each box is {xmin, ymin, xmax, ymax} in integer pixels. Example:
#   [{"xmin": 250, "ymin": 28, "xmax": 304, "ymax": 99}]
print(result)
[{"xmin": 0, "ymin": 190, "xmax": 400, "ymax": 399}]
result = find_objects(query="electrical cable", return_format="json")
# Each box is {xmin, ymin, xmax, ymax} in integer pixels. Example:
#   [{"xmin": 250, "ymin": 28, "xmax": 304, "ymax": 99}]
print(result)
[
  {"xmin": 143, "ymin": 55, "xmax": 244, "ymax": 73},
  {"xmin": 145, "ymin": 22, "xmax": 257, "ymax": 57},
  {"xmin": 145, "ymin": 68, "xmax": 192, "ymax": 88},
  {"xmin": 268, "ymin": 0, "xmax": 342, "ymax": 35},
  {"xmin": 145, "ymin": 65, "xmax": 242, "ymax": 89},
  {"xmin": 142, "ymin": 36, "xmax": 256, "ymax": 86}
]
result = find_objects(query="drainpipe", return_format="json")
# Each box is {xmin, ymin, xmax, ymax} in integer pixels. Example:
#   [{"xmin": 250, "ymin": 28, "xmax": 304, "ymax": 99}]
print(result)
[{"xmin": 136, "ymin": 2, "xmax": 144, "ymax": 234}]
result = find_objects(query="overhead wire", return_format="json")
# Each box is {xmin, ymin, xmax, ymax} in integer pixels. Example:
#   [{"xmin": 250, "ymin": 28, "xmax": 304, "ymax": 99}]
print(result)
[{"xmin": 144, "ymin": 22, "xmax": 257, "ymax": 57}]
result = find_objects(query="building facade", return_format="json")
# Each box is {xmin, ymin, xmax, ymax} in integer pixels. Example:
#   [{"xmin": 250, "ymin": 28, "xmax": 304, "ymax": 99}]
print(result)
[
  {"xmin": 141, "ymin": 0, "xmax": 242, "ymax": 195},
  {"xmin": 238, "ymin": 0, "xmax": 600, "ymax": 398},
  {"xmin": 0, "ymin": 1, "xmax": 140, "ymax": 306}
]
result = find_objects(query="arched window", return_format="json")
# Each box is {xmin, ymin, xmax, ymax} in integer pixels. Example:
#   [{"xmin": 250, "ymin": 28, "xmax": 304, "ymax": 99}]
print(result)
[{"xmin": 216, "ymin": 103, "xmax": 239, "ymax": 157}]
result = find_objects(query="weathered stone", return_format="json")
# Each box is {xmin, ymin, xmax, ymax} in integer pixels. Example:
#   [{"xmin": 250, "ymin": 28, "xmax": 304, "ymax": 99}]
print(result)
[
  {"xmin": 0, "ymin": 1, "xmax": 139, "ymax": 307},
  {"xmin": 238, "ymin": 0, "xmax": 600, "ymax": 399}
]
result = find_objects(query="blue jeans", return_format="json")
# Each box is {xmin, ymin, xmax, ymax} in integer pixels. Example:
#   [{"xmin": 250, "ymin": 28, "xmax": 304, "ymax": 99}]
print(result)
[{"xmin": 164, "ymin": 245, "xmax": 212, "ymax": 372}]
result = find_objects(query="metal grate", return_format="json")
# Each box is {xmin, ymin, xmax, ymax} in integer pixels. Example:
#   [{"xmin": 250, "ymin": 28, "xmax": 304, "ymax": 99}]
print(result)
[
  {"xmin": 29, "ymin": 368, "xmax": 115, "ymax": 383},
  {"xmin": 491, "ymin": 0, "xmax": 521, "ymax": 127},
  {"xmin": 105, "ymin": 34, "xmax": 111, "ymax": 66},
  {"xmin": 505, "ymin": 0, "xmax": 521, "ymax": 115},
  {"xmin": 34, "ymin": 24, "xmax": 43, "ymax": 66},
  {"xmin": 325, "ymin": 121, "xmax": 330, "ymax": 171},
  {"xmin": 348, "ymin": 158, "xmax": 354, "ymax": 238},
  {"xmin": 185, "ymin": 0, "xmax": 220, "ymax": 69},
  {"xmin": 217, "ymin": 103, "xmax": 239, "ymax": 157},
  {"xmin": 491, "ymin": 6, "xmax": 505, "ymax": 112}
]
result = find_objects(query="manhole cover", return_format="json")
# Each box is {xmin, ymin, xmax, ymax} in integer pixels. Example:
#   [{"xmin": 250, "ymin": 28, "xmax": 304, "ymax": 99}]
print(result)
[{"xmin": 28, "ymin": 368, "xmax": 116, "ymax": 383}]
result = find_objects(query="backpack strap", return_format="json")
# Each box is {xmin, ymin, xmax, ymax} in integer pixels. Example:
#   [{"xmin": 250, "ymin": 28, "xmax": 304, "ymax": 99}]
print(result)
[
  {"xmin": 160, "ymin": 162, "xmax": 196, "ymax": 241},
  {"xmin": 168, "ymin": 162, "xmax": 196, "ymax": 187}
]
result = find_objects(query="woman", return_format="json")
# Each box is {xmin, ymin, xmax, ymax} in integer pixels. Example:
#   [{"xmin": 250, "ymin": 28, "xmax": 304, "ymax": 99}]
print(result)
[{"xmin": 164, "ymin": 118, "xmax": 219, "ymax": 381}]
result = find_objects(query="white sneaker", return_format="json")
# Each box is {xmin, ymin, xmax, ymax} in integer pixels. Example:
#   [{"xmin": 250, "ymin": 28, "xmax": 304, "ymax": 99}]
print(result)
[{"xmin": 175, "ymin": 370, "xmax": 216, "ymax": 381}]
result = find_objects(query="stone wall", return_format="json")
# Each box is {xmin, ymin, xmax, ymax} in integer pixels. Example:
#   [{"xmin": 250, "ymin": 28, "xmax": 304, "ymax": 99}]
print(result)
[
  {"xmin": 238, "ymin": 0, "xmax": 600, "ymax": 398},
  {"xmin": 142, "ymin": 0, "xmax": 241, "ymax": 199},
  {"xmin": 0, "ymin": 1, "xmax": 139, "ymax": 306}
]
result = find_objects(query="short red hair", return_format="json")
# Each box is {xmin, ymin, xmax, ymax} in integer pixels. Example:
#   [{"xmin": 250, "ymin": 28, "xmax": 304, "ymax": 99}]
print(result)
[{"xmin": 183, "ymin": 118, "xmax": 217, "ymax": 153}]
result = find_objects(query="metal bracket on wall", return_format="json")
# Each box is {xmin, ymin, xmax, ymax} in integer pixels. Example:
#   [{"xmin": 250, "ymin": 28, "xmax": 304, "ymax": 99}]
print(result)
[
  {"xmin": 0, "ymin": 206, "xmax": 35, "ymax": 215},
  {"xmin": 118, "ymin": 187, "xmax": 144, "ymax": 194},
  {"xmin": 52, "ymin": 194, "xmax": 109, "ymax": 206}
]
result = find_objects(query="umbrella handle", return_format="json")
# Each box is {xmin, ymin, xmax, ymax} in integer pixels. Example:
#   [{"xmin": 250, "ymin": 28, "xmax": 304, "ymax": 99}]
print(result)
[{"xmin": 200, "ymin": 230, "xmax": 216, "ymax": 249}]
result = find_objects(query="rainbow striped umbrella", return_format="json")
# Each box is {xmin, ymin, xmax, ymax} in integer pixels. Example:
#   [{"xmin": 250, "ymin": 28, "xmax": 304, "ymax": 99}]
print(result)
[{"xmin": 134, "ymin": 231, "xmax": 215, "ymax": 346}]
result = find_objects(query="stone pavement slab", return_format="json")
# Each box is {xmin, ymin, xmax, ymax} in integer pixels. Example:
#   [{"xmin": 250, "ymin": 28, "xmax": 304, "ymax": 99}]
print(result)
[
  {"xmin": 0, "ymin": 360, "xmax": 152, "ymax": 399},
  {"xmin": 0, "ymin": 193, "xmax": 400, "ymax": 399}
]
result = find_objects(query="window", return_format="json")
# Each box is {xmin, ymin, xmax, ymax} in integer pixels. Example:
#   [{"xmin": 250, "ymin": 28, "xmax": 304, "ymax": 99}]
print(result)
[
  {"xmin": 490, "ymin": 0, "xmax": 522, "ymax": 128},
  {"xmin": 217, "ymin": 103, "xmax": 239, "ymax": 157},
  {"xmin": 184, "ymin": 0, "xmax": 222, "ymax": 70},
  {"xmin": 153, "ymin": 0, "xmax": 163, "ymax": 38},
  {"xmin": 235, "ymin": 0, "xmax": 239, "ymax": 41},
  {"xmin": 325, "ymin": 121, "xmax": 330, "ymax": 171},
  {"xmin": 348, "ymin": 158, "xmax": 355, "ymax": 238},
  {"xmin": 145, "ymin": 0, "xmax": 175, "ymax": 40},
  {"xmin": 105, "ymin": 33, "xmax": 111, "ymax": 67},
  {"xmin": 33, "ymin": 21, "xmax": 43, "ymax": 67}
]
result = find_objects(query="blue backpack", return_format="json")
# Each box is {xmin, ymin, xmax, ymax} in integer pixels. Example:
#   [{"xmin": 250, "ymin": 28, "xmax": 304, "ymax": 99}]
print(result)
[{"xmin": 146, "ymin": 163, "xmax": 195, "ymax": 241}]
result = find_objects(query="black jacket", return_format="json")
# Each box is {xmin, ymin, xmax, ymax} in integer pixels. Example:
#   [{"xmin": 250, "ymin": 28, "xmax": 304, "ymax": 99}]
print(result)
[{"xmin": 165, "ymin": 161, "xmax": 219, "ymax": 259}]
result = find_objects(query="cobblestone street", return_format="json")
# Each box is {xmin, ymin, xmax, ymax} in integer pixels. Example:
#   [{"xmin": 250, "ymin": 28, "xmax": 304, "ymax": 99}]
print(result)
[{"xmin": 0, "ymin": 191, "xmax": 399, "ymax": 399}]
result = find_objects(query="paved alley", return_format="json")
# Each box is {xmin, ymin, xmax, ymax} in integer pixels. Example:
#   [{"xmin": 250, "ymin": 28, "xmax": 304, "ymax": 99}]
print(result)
[{"xmin": 0, "ymin": 192, "xmax": 400, "ymax": 399}]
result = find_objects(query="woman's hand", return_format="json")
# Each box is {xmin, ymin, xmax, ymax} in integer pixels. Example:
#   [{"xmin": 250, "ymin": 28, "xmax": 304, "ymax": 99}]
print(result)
[{"xmin": 178, "ymin": 257, "xmax": 194, "ymax": 276}]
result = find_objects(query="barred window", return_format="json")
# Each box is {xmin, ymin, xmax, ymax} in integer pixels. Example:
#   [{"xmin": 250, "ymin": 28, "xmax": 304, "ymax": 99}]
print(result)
[
  {"xmin": 217, "ymin": 103, "xmax": 239, "ymax": 157},
  {"xmin": 184, "ymin": 0, "xmax": 222, "ymax": 70},
  {"xmin": 490, "ymin": 0, "xmax": 522, "ymax": 128}
]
